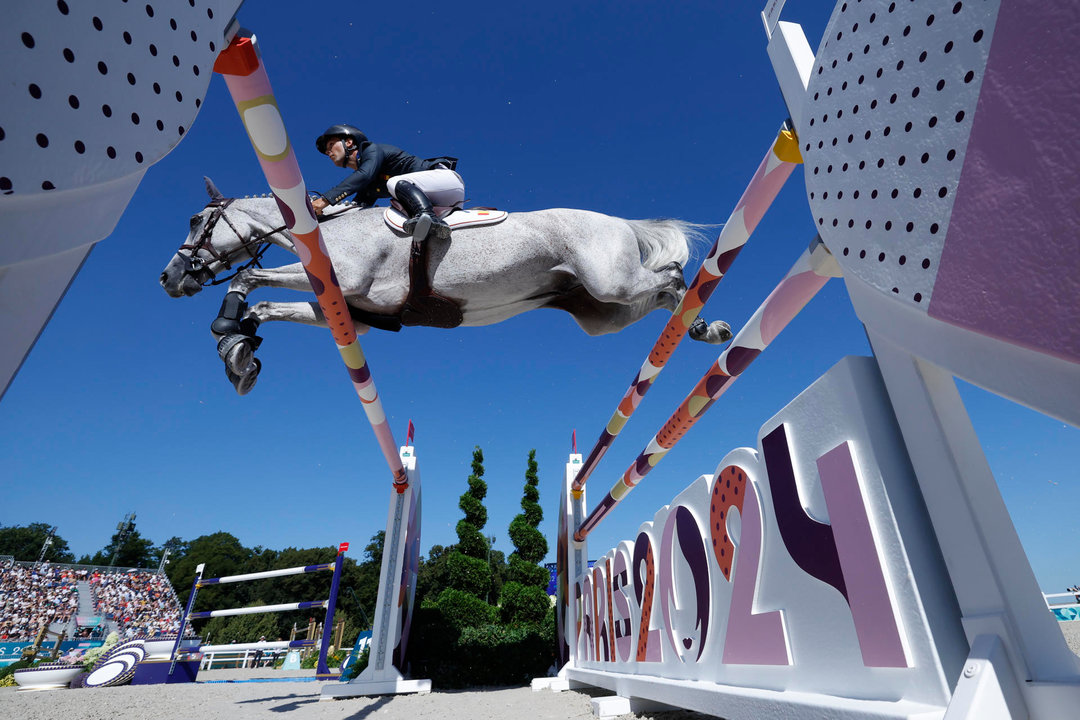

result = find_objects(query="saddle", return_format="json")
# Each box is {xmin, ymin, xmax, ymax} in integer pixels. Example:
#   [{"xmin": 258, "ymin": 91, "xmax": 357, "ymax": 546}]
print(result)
[{"xmin": 382, "ymin": 207, "xmax": 508, "ymax": 329}]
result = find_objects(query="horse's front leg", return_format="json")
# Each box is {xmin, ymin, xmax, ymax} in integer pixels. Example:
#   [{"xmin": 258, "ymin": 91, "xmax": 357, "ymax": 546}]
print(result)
[
  {"xmin": 211, "ymin": 264, "xmax": 312, "ymax": 336},
  {"xmin": 211, "ymin": 265, "xmax": 314, "ymax": 395},
  {"xmin": 248, "ymin": 301, "xmax": 372, "ymax": 334},
  {"xmin": 218, "ymin": 301, "xmax": 373, "ymax": 395},
  {"xmin": 248, "ymin": 300, "xmax": 324, "ymax": 327},
  {"xmin": 228, "ymin": 264, "xmax": 313, "ymax": 296}
]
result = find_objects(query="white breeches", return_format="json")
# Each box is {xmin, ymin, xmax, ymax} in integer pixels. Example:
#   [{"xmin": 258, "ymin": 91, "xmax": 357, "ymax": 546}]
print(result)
[{"xmin": 387, "ymin": 168, "xmax": 465, "ymax": 215}]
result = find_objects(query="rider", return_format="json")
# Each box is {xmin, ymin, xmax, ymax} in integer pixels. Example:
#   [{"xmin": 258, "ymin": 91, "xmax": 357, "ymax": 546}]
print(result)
[{"xmin": 311, "ymin": 124, "xmax": 462, "ymax": 241}]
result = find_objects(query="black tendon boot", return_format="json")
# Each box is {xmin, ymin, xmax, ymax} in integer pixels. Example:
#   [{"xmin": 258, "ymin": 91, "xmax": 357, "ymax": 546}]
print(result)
[{"xmin": 395, "ymin": 180, "xmax": 451, "ymax": 241}]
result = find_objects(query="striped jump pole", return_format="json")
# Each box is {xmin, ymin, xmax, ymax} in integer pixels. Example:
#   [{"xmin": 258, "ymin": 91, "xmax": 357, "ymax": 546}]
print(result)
[
  {"xmin": 212, "ymin": 30, "xmax": 407, "ymax": 491},
  {"xmin": 197, "ymin": 562, "xmax": 335, "ymax": 586},
  {"xmin": 574, "ymin": 236, "xmax": 840, "ymax": 541},
  {"xmin": 571, "ymin": 125, "xmax": 804, "ymax": 494},
  {"xmin": 201, "ymin": 640, "xmax": 316, "ymax": 653},
  {"xmin": 187, "ymin": 600, "xmax": 328, "ymax": 620}
]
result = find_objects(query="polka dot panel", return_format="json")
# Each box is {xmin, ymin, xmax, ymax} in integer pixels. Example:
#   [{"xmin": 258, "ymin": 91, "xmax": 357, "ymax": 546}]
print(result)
[
  {"xmin": 1, "ymin": 1, "xmax": 241, "ymax": 196},
  {"xmin": 801, "ymin": 0, "xmax": 1001, "ymax": 310}
]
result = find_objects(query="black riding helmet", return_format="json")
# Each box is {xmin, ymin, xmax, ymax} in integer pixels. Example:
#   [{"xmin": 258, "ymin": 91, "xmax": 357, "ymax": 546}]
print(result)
[{"xmin": 315, "ymin": 124, "xmax": 368, "ymax": 154}]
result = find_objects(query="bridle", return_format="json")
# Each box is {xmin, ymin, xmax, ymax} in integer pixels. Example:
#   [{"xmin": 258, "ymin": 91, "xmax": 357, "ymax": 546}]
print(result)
[{"xmin": 175, "ymin": 197, "xmax": 286, "ymax": 287}]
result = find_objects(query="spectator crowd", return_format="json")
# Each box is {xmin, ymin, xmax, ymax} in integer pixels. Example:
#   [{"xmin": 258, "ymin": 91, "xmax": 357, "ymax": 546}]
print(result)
[
  {"xmin": 89, "ymin": 569, "xmax": 183, "ymax": 637},
  {"xmin": 0, "ymin": 562, "xmax": 78, "ymax": 640},
  {"xmin": 0, "ymin": 561, "xmax": 183, "ymax": 641}
]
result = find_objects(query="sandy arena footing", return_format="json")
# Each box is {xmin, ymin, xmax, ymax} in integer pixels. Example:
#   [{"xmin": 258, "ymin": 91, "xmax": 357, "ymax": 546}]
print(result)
[{"xmin": 3, "ymin": 626, "xmax": 1077, "ymax": 720}]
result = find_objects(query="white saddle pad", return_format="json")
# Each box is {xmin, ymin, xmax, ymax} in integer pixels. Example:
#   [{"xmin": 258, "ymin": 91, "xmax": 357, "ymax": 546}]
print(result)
[{"xmin": 383, "ymin": 207, "xmax": 508, "ymax": 233}]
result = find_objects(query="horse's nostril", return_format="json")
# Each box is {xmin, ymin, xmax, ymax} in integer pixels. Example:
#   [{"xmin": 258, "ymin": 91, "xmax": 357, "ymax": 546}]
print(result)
[{"xmin": 159, "ymin": 272, "xmax": 167, "ymax": 285}]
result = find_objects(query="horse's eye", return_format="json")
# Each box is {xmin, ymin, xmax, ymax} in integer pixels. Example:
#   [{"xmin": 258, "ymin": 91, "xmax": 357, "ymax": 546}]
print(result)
[{"xmin": 189, "ymin": 215, "xmax": 201, "ymax": 230}]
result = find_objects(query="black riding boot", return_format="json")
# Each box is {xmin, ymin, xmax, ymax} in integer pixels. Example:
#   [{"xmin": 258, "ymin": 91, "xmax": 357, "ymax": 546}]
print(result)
[{"xmin": 395, "ymin": 180, "xmax": 451, "ymax": 241}]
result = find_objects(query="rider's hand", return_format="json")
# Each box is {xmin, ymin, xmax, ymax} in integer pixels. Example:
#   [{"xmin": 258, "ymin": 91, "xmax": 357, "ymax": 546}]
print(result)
[{"xmin": 311, "ymin": 196, "xmax": 329, "ymax": 216}]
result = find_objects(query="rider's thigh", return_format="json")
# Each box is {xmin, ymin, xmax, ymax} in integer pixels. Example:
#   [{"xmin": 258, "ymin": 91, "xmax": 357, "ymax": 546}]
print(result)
[{"xmin": 388, "ymin": 169, "xmax": 464, "ymax": 208}]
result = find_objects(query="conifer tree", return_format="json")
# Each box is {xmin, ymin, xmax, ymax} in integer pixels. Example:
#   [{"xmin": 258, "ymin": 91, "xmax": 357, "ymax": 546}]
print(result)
[
  {"xmin": 499, "ymin": 449, "xmax": 550, "ymax": 623},
  {"xmin": 437, "ymin": 446, "xmax": 495, "ymax": 628}
]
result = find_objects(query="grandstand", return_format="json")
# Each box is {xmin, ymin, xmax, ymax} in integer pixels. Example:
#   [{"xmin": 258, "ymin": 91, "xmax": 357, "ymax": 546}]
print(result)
[{"xmin": 0, "ymin": 559, "xmax": 185, "ymax": 642}]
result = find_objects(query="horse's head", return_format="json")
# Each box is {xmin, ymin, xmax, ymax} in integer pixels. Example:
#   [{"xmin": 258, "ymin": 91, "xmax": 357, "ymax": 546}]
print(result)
[{"xmin": 159, "ymin": 177, "xmax": 282, "ymax": 297}]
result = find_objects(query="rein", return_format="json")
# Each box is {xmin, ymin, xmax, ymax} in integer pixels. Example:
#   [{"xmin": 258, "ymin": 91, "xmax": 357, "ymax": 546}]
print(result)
[{"xmin": 176, "ymin": 198, "xmax": 353, "ymax": 287}]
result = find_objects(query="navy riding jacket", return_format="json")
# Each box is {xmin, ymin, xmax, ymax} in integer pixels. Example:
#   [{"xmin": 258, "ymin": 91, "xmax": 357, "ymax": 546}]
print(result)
[{"xmin": 321, "ymin": 142, "xmax": 452, "ymax": 207}]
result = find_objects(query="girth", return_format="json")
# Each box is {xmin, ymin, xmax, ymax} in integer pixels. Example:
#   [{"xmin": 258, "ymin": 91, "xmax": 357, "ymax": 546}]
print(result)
[
  {"xmin": 344, "ymin": 233, "xmax": 463, "ymax": 332},
  {"xmin": 399, "ymin": 236, "xmax": 464, "ymax": 329}
]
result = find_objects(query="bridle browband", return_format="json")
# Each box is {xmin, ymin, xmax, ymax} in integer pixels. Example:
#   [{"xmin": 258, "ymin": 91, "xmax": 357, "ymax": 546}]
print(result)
[{"xmin": 175, "ymin": 197, "xmax": 287, "ymax": 287}]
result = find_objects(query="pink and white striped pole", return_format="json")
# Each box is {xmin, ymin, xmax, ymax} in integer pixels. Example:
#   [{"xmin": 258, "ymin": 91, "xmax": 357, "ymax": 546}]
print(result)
[
  {"xmin": 571, "ymin": 126, "xmax": 804, "ymax": 494},
  {"xmin": 213, "ymin": 32, "xmax": 407, "ymax": 489},
  {"xmin": 574, "ymin": 238, "xmax": 840, "ymax": 541}
]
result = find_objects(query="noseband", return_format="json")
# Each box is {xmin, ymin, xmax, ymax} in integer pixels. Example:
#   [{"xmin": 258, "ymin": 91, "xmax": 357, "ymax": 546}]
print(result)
[{"xmin": 176, "ymin": 198, "xmax": 285, "ymax": 286}]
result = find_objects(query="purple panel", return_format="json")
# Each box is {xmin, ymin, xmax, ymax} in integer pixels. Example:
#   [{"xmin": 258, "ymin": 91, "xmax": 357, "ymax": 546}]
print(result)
[
  {"xmin": 763, "ymin": 425, "xmax": 848, "ymax": 602},
  {"xmin": 818, "ymin": 443, "xmax": 908, "ymax": 668},
  {"xmin": 721, "ymin": 479, "xmax": 788, "ymax": 665},
  {"xmin": 930, "ymin": 1, "xmax": 1080, "ymax": 364},
  {"xmin": 659, "ymin": 507, "xmax": 710, "ymax": 662}
]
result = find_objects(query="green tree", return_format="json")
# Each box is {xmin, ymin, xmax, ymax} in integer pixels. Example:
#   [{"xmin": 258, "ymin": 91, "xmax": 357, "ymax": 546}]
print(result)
[
  {"xmin": 499, "ymin": 450, "xmax": 550, "ymax": 624},
  {"xmin": 416, "ymin": 543, "xmax": 454, "ymax": 603},
  {"xmin": 78, "ymin": 517, "xmax": 155, "ymax": 568},
  {"xmin": 456, "ymin": 447, "xmax": 489, "ymax": 560},
  {"xmin": 0, "ymin": 523, "xmax": 74, "ymax": 563},
  {"xmin": 165, "ymin": 532, "xmax": 253, "ymax": 613},
  {"xmin": 436, "ymin": 447, "xmax": 495, "ymax": 627}
]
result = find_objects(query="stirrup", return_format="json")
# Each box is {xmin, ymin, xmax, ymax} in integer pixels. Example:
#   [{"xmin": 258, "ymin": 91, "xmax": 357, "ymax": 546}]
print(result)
[
  {"xmin": 404, "ymin": 213, "xmax": 432, "ymax": 240},
  {"xmin": 403, "ymin": 213, "xmax": 450, "ymax": 241}
]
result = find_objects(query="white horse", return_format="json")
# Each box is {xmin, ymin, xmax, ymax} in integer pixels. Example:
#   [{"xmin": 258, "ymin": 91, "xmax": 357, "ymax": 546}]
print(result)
[{"xmin": 159, "ymin": 179, "xmax": 731, "ymax": 393}]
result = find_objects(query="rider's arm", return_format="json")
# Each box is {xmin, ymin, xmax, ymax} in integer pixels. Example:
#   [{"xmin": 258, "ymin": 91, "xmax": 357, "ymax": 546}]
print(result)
[{"xmin": 321, "ymin": 144, "xmax": 385, "ymax": 204}]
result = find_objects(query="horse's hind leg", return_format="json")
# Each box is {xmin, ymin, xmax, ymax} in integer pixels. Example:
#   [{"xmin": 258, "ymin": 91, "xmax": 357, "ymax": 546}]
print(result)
[
  {"xmin": 564, "ymin": 262, "xmax": 732, "ymax": 343},
  {"xmin": 547, "ymin": 287, "xmax": 661, "ymax": 336},
  {"xmin": 654, "ymin": 263, "xmax": 732, "ymax": 344}
]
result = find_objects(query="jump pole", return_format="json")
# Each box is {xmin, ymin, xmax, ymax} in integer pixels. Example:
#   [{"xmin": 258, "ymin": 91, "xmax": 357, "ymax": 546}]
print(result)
[
  {"xmin": 212, "ymin": 29, "xmax": 406, "ymax": 491},
  {"xmin": 169, "ymin": 552, "xmax": 344, "ymax": 676},
  {"xmin": 574, "ymin": 236, "xmax": 840, "ymax": 541},
  {"xmin": 570, "ymin": 126, "xmax": 804, "ymax": 494},
  {"xmin": 212, "ymin": 29, "xmax": 428, "ymax": 696}
]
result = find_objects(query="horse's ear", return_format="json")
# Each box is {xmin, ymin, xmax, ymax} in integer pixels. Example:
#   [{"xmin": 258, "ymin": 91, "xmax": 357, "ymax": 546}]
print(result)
[{"xmin": 204, "ymin": 176, "xmax": 225, "ymax": 201}]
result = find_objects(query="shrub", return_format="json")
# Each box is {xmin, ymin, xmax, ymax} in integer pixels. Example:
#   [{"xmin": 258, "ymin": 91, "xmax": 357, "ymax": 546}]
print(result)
[
  {"xmin": 81, "ymin": 632, "xmax": 119, "ymax": 670},
  {"xmin": 498, "ymin": 582, "xmax": 550, "ymax": 625},
  {"xmin": 0, "ymin": 659, "xmax": 32, "ymax": 680},
  {"xmin": 409, "ymin": 603, "xmax": 556, "ymax": 688},
  {"xmin": 506, "ymin": 556, "xmax": 550, "ymax": 588},
  {"xmin": 453, "ymin": 623, "xmax": 554, "ymax": 687},
  {"xmin": 436, "ymin": 588, "xmax": 496, "ymax": 630},
  {"xmin": 445, "ymin": 553, "xmax": 491, "ymax": 599}
]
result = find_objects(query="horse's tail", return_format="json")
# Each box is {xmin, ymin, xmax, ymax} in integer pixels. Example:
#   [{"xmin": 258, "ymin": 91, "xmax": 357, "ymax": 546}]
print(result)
[{"xmin": 626, "ymin": 219, "xmax": 713, "ymax": 270}]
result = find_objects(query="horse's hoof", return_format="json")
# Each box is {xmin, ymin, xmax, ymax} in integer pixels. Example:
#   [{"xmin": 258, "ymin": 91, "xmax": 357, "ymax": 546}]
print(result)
[
  {"xmin": 217, "ymin": 333, "xmax": 261, "ymax": 375},
  {"xmin": 688, "ymin": 318, "xmax": 732, "ymax": 344},
  {"xmin": 710, "ymin": 320, "xmax": 733, "ymax": 344},
  {"xmin": 226, "ymin": 358, "xmax": 261, "ymax": 396}
]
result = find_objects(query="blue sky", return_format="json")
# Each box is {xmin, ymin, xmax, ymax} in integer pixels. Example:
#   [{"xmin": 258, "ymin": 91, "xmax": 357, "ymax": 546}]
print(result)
[{"xmin": 2, "ymin": 0, "xmax": 1076, "ymax": 595}]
